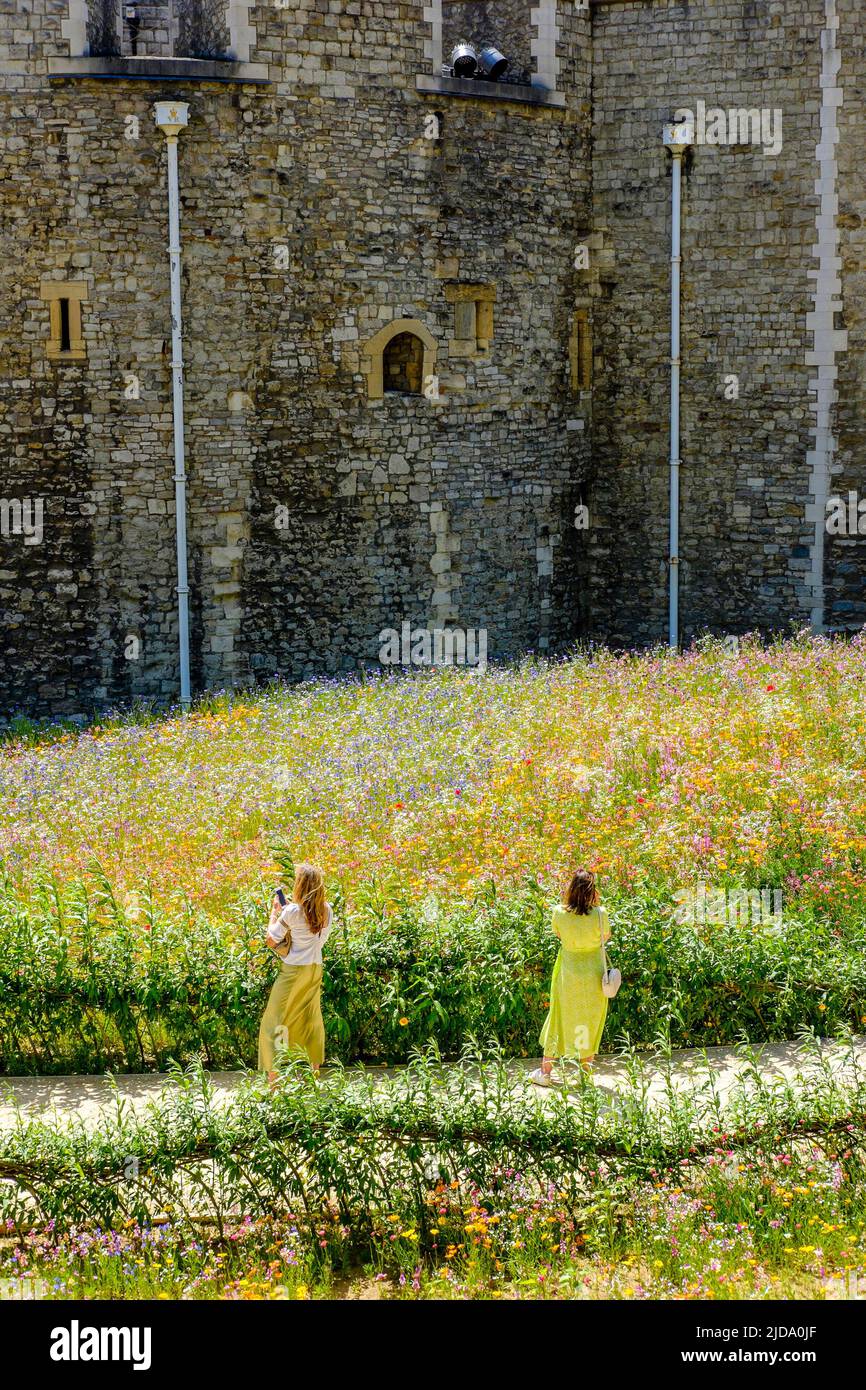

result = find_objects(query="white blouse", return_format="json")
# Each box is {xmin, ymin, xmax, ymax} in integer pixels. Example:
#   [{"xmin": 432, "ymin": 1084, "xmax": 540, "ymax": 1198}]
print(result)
[{"xmin": 267, "ymin": 902, "xmax": 333, "ymax": 966}]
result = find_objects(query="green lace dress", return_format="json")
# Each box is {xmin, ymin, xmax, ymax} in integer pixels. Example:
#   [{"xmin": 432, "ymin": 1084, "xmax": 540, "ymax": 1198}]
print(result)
[{"xmin": 539, "ymin": 905, "xmax": 611, "ymax": 1060}]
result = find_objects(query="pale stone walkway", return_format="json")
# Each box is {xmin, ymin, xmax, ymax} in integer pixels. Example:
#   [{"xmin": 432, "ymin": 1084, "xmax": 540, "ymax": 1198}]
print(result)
[{"xmin": 1, "ymin": 1036, "xmax": 863, "ymax": 1131}]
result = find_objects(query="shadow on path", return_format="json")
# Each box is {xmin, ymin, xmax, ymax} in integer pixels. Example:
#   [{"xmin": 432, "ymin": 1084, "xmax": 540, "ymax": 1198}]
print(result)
[{"xmin": 1, "ymin": 1037, "xmax": 862, "ymax": 1129}]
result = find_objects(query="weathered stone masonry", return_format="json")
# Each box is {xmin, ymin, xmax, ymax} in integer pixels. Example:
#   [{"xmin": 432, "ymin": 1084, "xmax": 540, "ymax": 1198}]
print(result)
[
  {"xmin": 1, "ymin": 1, "xmax": 591, "ymax": 715},
  {"xmin": 588, "ymin": 0, "xmax": 865, "ymax": 645},
  {"xmin": 1, "ymin": 1, "xmax": 865, "ymax": 717}
]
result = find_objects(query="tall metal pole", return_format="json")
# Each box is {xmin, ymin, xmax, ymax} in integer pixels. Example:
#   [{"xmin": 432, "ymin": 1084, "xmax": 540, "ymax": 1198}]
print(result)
[
  {"xmin": 153, "ymin": 102, "xmax": 191, "ymax": 710},
  {"xmin": 668, "ymin": 145, "xmax": 683, "ymax": 650},
  {"xmin": 662, "ymin": 120, "xmax": 692, "ymax": 650}
]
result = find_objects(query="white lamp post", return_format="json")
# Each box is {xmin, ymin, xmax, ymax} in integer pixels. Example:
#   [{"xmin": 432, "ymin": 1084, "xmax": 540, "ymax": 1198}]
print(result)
[{"xmin": 153, "ymin": 101, "xmax": 191, "ymax": 711}]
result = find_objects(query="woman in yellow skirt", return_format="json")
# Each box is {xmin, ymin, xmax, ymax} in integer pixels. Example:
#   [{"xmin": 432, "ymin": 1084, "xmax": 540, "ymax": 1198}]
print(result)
[
  {"xmin": 530, "ymin": 868, "xmax": 611, "ymax": 1087},
  {"xmin": 258, "ymin": 863, "xmax": 333, "ymax": 1083}
]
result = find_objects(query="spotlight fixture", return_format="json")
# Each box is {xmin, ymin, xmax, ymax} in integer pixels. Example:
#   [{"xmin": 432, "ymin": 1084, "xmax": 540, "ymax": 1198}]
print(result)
[
  {"xmin": 450, "ymin": 43, "xmax": 478, "ymax": 78},
  {"xmin": 478, "ymin": 46, "xmax": 509, "ymax": 80}
]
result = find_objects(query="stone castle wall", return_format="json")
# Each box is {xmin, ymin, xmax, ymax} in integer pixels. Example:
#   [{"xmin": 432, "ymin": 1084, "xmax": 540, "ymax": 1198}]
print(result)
[
  {"xmin": 0, "ymin": 1, "xmax": 592, "ymax": 717},
  {"xmin": 2, "ymin": 1, "xmax": 866, "ymax": 718},
  {"xmin": 588, "ymin": 0, "xmax": 865, "ymax": 645},
  {"xmin": 824, "ymin": 0, "xmax": 866, "ymax": 630}
]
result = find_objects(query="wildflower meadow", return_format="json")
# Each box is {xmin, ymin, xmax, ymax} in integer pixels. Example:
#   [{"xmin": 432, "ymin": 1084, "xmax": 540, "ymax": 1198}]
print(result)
[
  {"xmin": 1, "ymin": 632, "xmax": 865, "ymax": 1306},
  {"xmin": 3, "ymin": 631, "xmax": 866, "ymax": 925}
]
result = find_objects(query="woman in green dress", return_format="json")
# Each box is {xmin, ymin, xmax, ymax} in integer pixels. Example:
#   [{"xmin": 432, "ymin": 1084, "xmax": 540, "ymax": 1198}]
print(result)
[{"xmin": 530, "ymin": 868, "xmax": 611, "ymax": 1087}]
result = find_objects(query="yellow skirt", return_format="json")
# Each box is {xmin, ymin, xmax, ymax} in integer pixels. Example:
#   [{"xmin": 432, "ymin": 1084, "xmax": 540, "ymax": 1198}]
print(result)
[{"xmin": 258, "ymin": 962, "xmax": 325, "ymax": 1071}]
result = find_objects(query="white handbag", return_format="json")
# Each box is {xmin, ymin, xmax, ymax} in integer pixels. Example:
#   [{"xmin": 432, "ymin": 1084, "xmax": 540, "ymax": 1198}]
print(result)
[{"xmin": 599, "ymin": 909, "xmax": 622, "ymax": 998}]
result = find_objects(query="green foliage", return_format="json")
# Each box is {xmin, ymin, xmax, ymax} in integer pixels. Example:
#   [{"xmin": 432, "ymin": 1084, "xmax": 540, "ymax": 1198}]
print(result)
[
  {"xmin": 1, "ymin": 1039, "xmax": 864, "ymax": 1242},
  {"xmin": 0, "ymin": 875, "xmax": 864, "ymax": 1074}
]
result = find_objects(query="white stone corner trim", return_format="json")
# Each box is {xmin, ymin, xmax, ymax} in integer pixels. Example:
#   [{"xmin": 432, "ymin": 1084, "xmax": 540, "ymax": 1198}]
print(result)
[
  {"xmin": 805, "ymin": 0, "xmax": 847, "ymax": 633},
  {"xmin": 228, "ymin": 0, "xmax": 257, "ymax": 64},
  {"xmin": 429, "ymin": 504, "xmax": 459, "ymax": 628},
  {"xmin": 61, "ymin": 0, "xmax": 89, "ymax": 57},
  {"xmin": 423, "ymin": 1, "xmax": 443, "ymax": 70},
  {"xmin": 169, "ymin": 0, "xmax": 181, "ymax": 55},
  {"xmin": 530, "ymin": 0, "xmax": 560, "ymax": 92}
]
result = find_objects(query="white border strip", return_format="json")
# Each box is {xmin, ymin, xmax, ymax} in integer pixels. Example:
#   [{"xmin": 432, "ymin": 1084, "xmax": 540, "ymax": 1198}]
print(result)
[
  {"xmin": 61, "ymin": 0, "xmax": 89, "ymax": 55},
  {"xmin": 530, "ymin": 0, "xmax": 560, "ymax": 92},
  {"xmin": 423, "ymin": 0, "xmax": 442, "ymax": 71},
  {"xmin": 227, "ymin": 1, "xmax": 256, "ymax": 64},
  {"xmin": 804, "ymin": 0, "xmax": 847, "ymax": 630}
]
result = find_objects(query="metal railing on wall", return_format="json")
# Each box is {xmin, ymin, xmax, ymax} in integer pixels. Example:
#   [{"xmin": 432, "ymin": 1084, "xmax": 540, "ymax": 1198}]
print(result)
[
  {"xmin": 118, "ymin": 2, "xmax": 179, "ymax": 58},
  {"xmin": 87, "ymin": 3, "xmax": 230, "ymax": 61}
]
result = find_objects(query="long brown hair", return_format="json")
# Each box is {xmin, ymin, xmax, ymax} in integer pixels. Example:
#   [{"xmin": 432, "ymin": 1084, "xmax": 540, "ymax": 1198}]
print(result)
[
  {"xmin": 292, "ymin": 862, "xmax": 329, "ymax": 934},
  {"xmin": 564, "ymin": 868, "xmax": 600, "ymax": 916}
]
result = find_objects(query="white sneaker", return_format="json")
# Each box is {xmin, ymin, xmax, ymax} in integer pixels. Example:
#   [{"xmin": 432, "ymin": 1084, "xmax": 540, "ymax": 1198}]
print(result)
[{"xmin": 529, "ymin": 1067, "xmax": 560, "ymax": 1087}]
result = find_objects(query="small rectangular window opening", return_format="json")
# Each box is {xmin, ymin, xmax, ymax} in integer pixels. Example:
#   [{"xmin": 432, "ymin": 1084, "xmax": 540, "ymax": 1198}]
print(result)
[
  {"xmin": 41, "ymin": 280, "xmax": 88, "ymax": 361},
  {"xmin": 577, "ymin": 313, "xmax": 591, "ymax": 390},
  {"xmin": 571, "ymin": 309, "xmax": 592, "ymax": 392},
  {"xmin": 59, "ymin": 298, "xmax": 71, "ymax": 354},
  {"xmin": 445, "ymin": 284, "xmax": 496, "ymax": 355}
]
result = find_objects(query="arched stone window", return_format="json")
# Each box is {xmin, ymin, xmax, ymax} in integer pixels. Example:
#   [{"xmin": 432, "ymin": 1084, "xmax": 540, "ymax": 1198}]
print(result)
[
  {"xmin": 383, "ymin": 332, "xmax": 425, "ymax": 394},
  {"xmin": 362, "ymin": 318, "xmax": 437, "ymax": 401}
]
